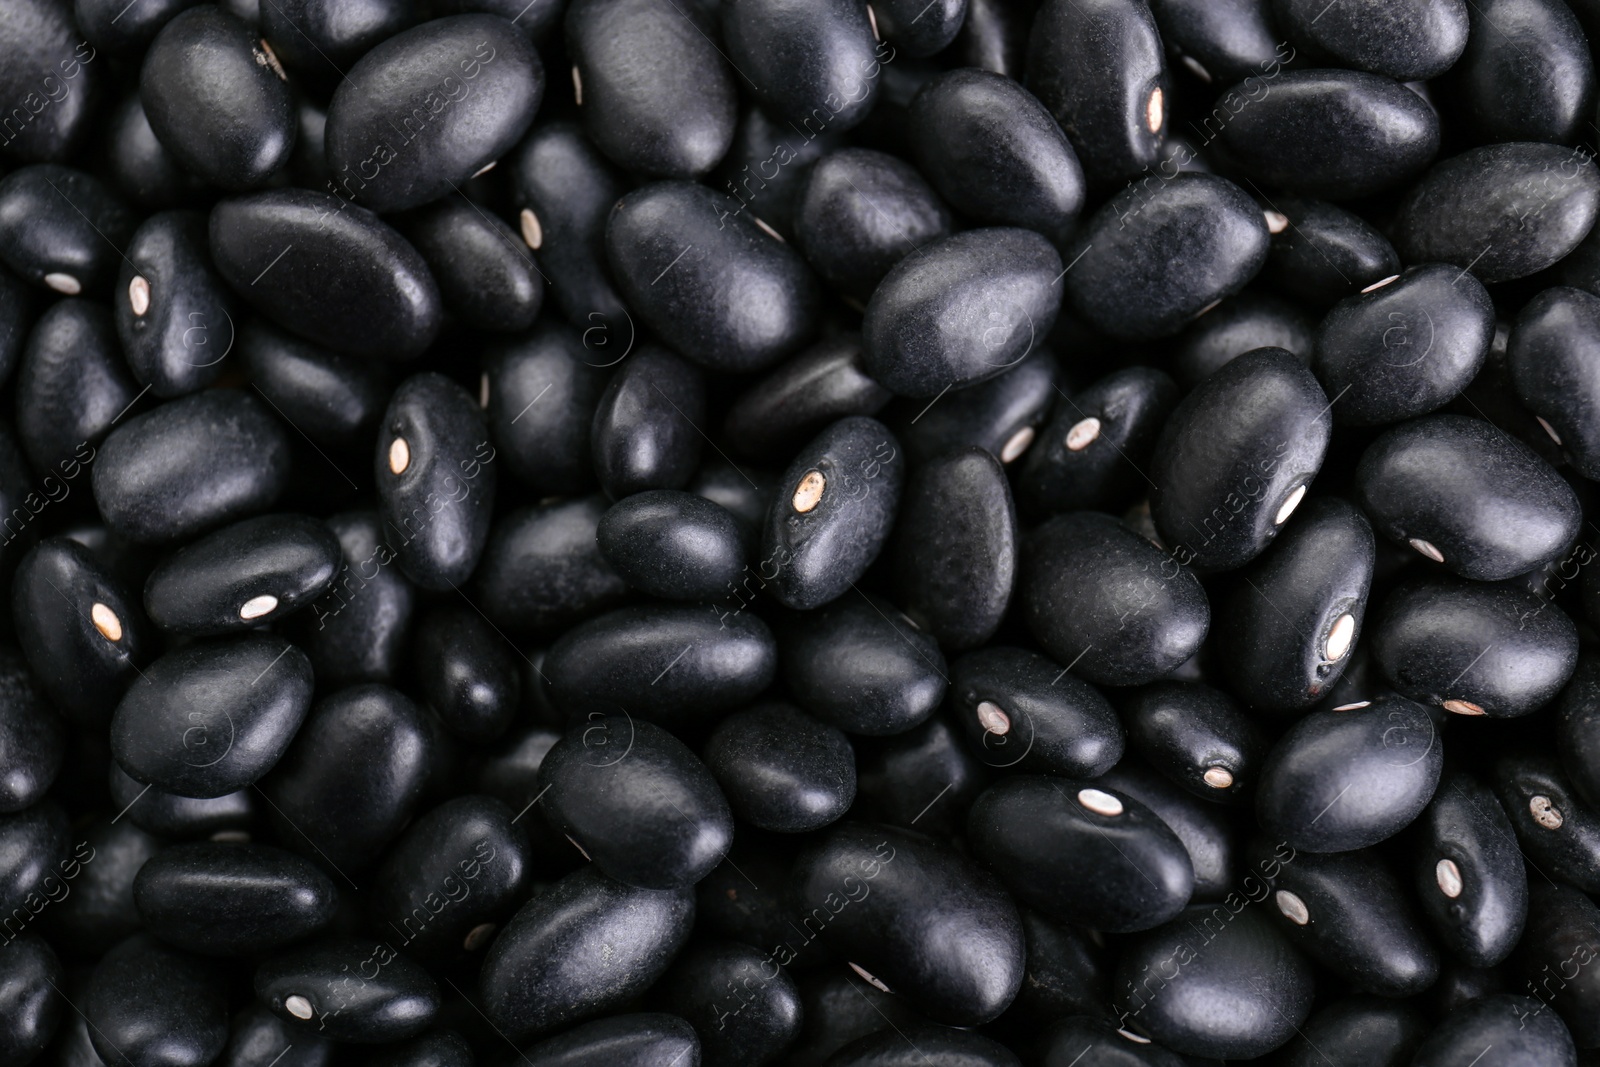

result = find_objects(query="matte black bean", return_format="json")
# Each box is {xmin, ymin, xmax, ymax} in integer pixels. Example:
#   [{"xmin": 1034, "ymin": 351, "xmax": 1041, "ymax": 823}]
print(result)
[
  {"xmin": 724, "ymin": 335, "xmax": 892, "ymax": 462},
  {"xmin": 1494, "ymin": 753, "xmax": 1600, "ymax": 896},
  {"xmin": 1393, "ymin": 143, "xmax": 1600, "ymax": 284},
  {"xmin": 116, "ymin": 211, "xmax": 236, "ymax": 398},
  {"xmin": 704, "ymin": 702, "xmax": 855, "ymax": 833},
  {"xmin": 540, "ymin": 714, "xmax": 732, "ymax": 887},
  {"xmin": 791, "ymin": 823, "xmax": 1024, "ymax": 1026},
  {"xmin": 1313, "ymin": 265, "xmax": 1493, "ymax": 426},
  {"xmin": 1218, "ymin": 70, "xmax": 1440, "ymax": 200},
  {"xmin": 291, "ymin": 511, "xmax": 414, "ymax": 687},
  {"xmin": 106, "ymin": 95, "xmax": 209, "ymax": 213},
  {"xmin": 256, "ymin": 938, "xmax": 439, "ymax": 1042},
  {"xmin": 1274, "ymin": 995, "xmax": 1430, "ymax": 1067},
  {"xmin": 1453, "ymin": 0, "xmax": 1593, "ymax": 145},
  {"xmin": 0, "ymin": 165, "xmax": 134, "ymax": 297},
  {"xmin": 1171, "ymin": 291, "xmax": 1317, "ymax": 388},
  {"xmin": 16, "ymin": 298, "xmax": 139, "ymax": 478},
  {"xmin": 782, "ymin": 596, "xmax": 946, "ymax": 736},
  {"xmin": 891, "ymin": 449, "xmax": 1015, "ymax": 650},
  {"xmin": 1037, "ymin": 1016, "xmax": 1183, "ymax": 1066},
  {"xmin": 258, "ymin": 0, "xmax": 417, "ymax": 92},
  {"xmin": 110, "ymin": 762, "xmax": 256, "ymax": 839},
  {"xmin": 909, "ymin": 70, "xmax": 1082, "ymax": 245},
  {"xmin": 140, "ymin": 6, "xmax": 296, "ymax": 190},
  {"xmin": 85, "ymin": 934, "xmax": 228, "ymax": 1067},
  {"xmin": 1098, "ymin": 760, "xmax": 1239, "ymax": 901},
  {"xmin": 1112, "ymin": 905, "xmax": 1313, "ymax": 1058},
  {"xmin": 1410, "ymin": 994, "xmax": 1576, "ymax": 1067},
  {"xmin": 410, "ymin": 605, "xmax": 519, "ymax": 743},
  {"xmin": 1255, "ymin": 697, "xmax": 1442, "ymax": 852},
  {"xmin": 323, "ymin": 15, "xmax": 541, "ymax": 213},
  {"xmin": 483, "ymin": 322, "xmax": 609, "ymax": 494},
  {"xmin": 1020, "ymin": 511, "xmax": 1209, "ymax": 686},
  {"xmin": 133, "ymin": 841, "xmax": 337, "ymax": 955},
  {"xmin": 953, "ymin": 0, "xmax": 1029, "ymax": 78},
  {"xmin": 972, "ymin": 775, "xmax": 1193, "ymax": 931},
  {"xmin": 478, "ymin": 866, "xmax": 694, "ymax": 1039},
  {"xmin": 1263, "ymin": 195, "xmax": 1401, "ymax": 306},
  {"xmin": 508, "ymin": 121, "xmax": 628, "ymax": 326},
  {"xmin": 209, "ymin": 189, "xmax": 443, "ymax": 359},
  {"xmin": 872, "ymin": 0, "xmax": 964, "ymax": 56},
  {"xmin": 1508, "ymin": 883, "xmax": 1600, "ymax": 1047},
  {"xmin": 760, "ymin": 416, "xmax": 903, "ymax": 611},
  {"xmin": 376, "ymin": 372, "xmax": 496, "ymax": 590},
  {"xmin": 471, "ymin": 497, "xmax": 628, "ymax": 633},
  {"xmin": 110, "ymin": 633, "xmax": 313, "ymax": 798},
  {"xmin": 787, "ymin": 968, "xmax": 927, "ymax": 1066},
  {"xmin": 1414, "ymin": 772, "xmax": 1526, "ymax": 968},
  {"xmin": 596, "ymin": 491, "xmax": 745, "ymax": 602},
  {"xmin": 1026, "ymin": 0, "xmax": 1167, "ymax": 189},
  {"xmin": 1357, "ymin": 415, "xmax": 1579, "ymax": 581},
  {"xmin": 511, "ymin": 1013, "xmax": 700, "ymax": 1067},
  {"xmin": 259, "ymin": 684, "xmax": 434, "ymax": 870},
  {"xmin": 1123, "ymin": 681, "xmax": 1265, "ymax": 802},
  {"xmin": 45, "ymin": 817, "xmax": 160, "ymax": 956},
  {"xmin": 1510, "ymin": 287, "xmax": 1600, "ymax": 478},
  {"xmin": 0, "ymin": 648, "xmax": 63, "ymax": 812},
  {"xmin": 1064, "ymin": 174, "xmax": 1270, "ymax": 341},
  {"xmin": 1149, "ymin": 0, "xmax": 1285, "ymax": 85},
  {"xmin": 0, "ymin": 932, "xmax": 62, "ymax": 1066},
  {"xmin": 1018, "ymin": 366, "xmax": 1177, "ymax": 516},
  {"xmin": 0, "ymin": 800, "xmax": 67, "ymax": 917},
  {"xmin": 892, "ymin": 349, "xmax": 1057, "ymax": 470},
  {"xmin": 143, "ymin": 514, "xmax": 341, "ymax": 635},
  {"xmin": 591, "ymin": 346, "xmax": 705, "ymax": 499},
  {"xmin": 1257, "ymin": 843, "xmax": 1438, "ymax": 995},
  {"xmin": 1008, "ymin": 914, "xmax": 1107, "ymax": 1029},
  {"xmin": 862, "ymin": 228, "xmax": 1061, "ymax": 398},
  {"xmin": 241, "ymin": 320, "xmax": 390, "ymax": 449},
  {"xmin": 949, "ymin": 646, "xmax": 1121, "ymax": 778},
  {"xmin": 722, "ymin": 0, "xmax": 880, "ymax": 130},
  {"xmin": 606, "ymin": 182, "xmax": 820, "ymax": 374},
  {"xmin": 661, "ymin": 942, "xmax": 800, "ymax": 1067},
  {"xmin": 1215, "ymin": 496, "xmax": 1375, "ymax": 713},
  {"xmin": 0, "ymin": 0, "xmax": 100, "ymax": 164},
  {"xmin": 1149, "ymin": 346, "xmax": 1331, "ymax": 572},
  {"xmin": 1274, "ymin": 0, "xmax": 1467, "ymax": 80},
  {"xmin": 370, "ymin": 795, "xmax": 529, "ymax": 960},
  {"xmin": 854, "ymin": 716, "xmax": 987, "ymax": 839},
  {"xmin": 404, "ymin": 196, "xmax": 542, "ymax": 332},
  {"xmin": 545, "ymin": 605, "xmax": 775, "ymax": 728},
  {"xmin": 565, "ymin": 0, "xmax": 737, "ymax": 178},
  {"xmin": 93, "ymin": 389, "xmax": 290, "ymax": 545}
]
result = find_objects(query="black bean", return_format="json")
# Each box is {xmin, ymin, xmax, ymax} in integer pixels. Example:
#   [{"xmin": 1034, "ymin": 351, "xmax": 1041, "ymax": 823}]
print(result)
[
  {"xmin": 0, "ymin": 799, "xmax": 67, "ymax": 918},
  {"xmin": 140, "ymin": 7, "xmax": 296, "ymax": 190},
  {"xmin": 1558, "ymin": 653, "xmax": 1600, "ymax": 807},
  {"xmin": 853, "ymin": 716, "xmax": 987, "ymax": 839},
  {"xmin": 1026, "ymin": 0, "xmax": 1167, "ymax": 189},
  {"xmin": 606, "ymin": 182, "xmax": 821, "ymax": 374},
  {"xmin": 1149, "ymin": 0, "xmax": 1286, "ymax": 85},
  {"xmin": 221, "ymin": 1004, "xmax": 335, "ymax": 1067},
  {"xmin": 714, "ymin": 104, "xmax": 844, "ymax": 243},
  {"xmin": 290, "ymin": 510, "xmax": 414, "ymax": 687},
  {"xmin": 471, "ymin": 496, "xmax": 628, "ymax": 633},
  {"xmin": 513, "ymin": 1013, "xmax": 700, "ymax": 1067},
  {"xmin": 1064, "ymin": 174, "xmax": 1270, "ymax": 341},
  {"xmin": 258, "ymin": 0, "xmax": 417, "ymax": 92},
  {"xmin": 760, "ymin": 416, "xmax": 903, "ymax": 611},
  {"xmin": 724, "ymin": 335, "xmax": 892, "ymax": 462},
  {"xmin": 1274, "ymin": 0, "xmax": 1467, "ymax": 80},
  {"xmin": 721, "ymin": 0, "xmax": 880, "ymax": 131},
  {"xmin": 258, "ymin": 683, "xmax": 434, "ymax": 870},
  {"xmin": 240, "ymin": 320, "xmax": 391, "ymax": 449},
  {"xmin": 0, "ymin": 932, "xmax": 63, "ymax": 1065},
  {"xmin": 109, "ymin": 761, "xmax": 256, "ymax": 839},
  {"xmin": 132, "ymin": 841, "xmax": 337, "ymax": 955},
  {"xmin": 0, "ymin": 0, "xmax": 100, "ymax": 163},
  {"xmin": 1263, "ymin": 195, "xmax": 1401, "ymax": 306},
  {"xmin": 1409, "ymin": 994, "xmax": 1576, "ymax": 1067},
  {"xmin": 376, "ymin": 372, "xmax": 496, "ymax": 589},
  {"xmin": 116, "ymin": 212, "xmax": 236, "ymax": 398},
  {"xmin": 1393, "ymin": 143, "xmax": 1600, "ymax": 284},
  {"xmin": 1274, "ymin": 996, "xmax": 1429, "ymax": 1067},
  {"xmin": 0, "ymin": 267, "xmax": 36, "ymax": 388},
  {"xmin": 209, "ymin": 189, "xmax": 443, "ymax": 359},
  {"xmin": 1112, "ymin": 904, "xmax": 1313, "ymax": 1058},
  {"xmin": 1255, "ymin": 697, "xmax": 1442, "ymax": 852},
  {"xmin": 16, "ymin": 298, "xmax": 139, "ymax": 478},
  {"xmin": 791, "ymin": 823, "xmax": 1024, "ymax": 1026},
  {"xmin": 591, "ymin": 346, "xmax": 705, "ymax": 499},
  {"xmin": 1021, "ymin": 511, "xmax": 1210, "ymax": 686},
  {"xmin": 972, "ymin": 775, "xmax": 1193, "ymax": 932},
  {"xmin": 85, "ymin": 934, "xmax": 228, "ymax": 1067},
  {"xmin": 1313, "ymin": 264, "xmax": 1494, "ymax": 426},
  {"xmin": 410, "ymin": 605, "xmax": 519, "ymax": 741},
  {"xmin": 1509, "ymin": 286, "xmax": 1600, "ymax": 478},
  {"xmin": 862, "ymin": 228, "xmax": 1061, "ymax": 398},
  {"xmin": 483, "ymin": 321, "xmax": 610, "ymax": 494},
  {"xmin": 106, "ymin": 94, "xmax": 209, "ymax": 213},
  {"xmin": 45, "ymin": 817, "xmax": 159, "ymax": 958},
  {"xmin": 1171, "ymin": 291, "xmax": 1317, "ymax": 388},
  {"xmin": 596, "ymin": 490, "xmax": 745, "ymax": 602},
  {"xmin": 1494, "ymin": 752, "xmax": 1600, "ymax": 896},
  {"xmin": 703, "ymin": 702, "xmax": 855, "ymax": 833},
  {"xmin": 891, "ymin": 349, "xmax": 1057, "ymax": 470},
  {"xmin": 323, "ymin": 15, "xmax": 541, "ymax": 213},
  {"xmin": 1010, "ymin": 917, "xmax": 1107, "ymax": 1029},
  {"xmin": 1507, "ymin": 883, "xmax": 1600, "ymax": 1047},
  {"xmin": 782, "ymin": 595, "xmax": 946, "ymax": 736},
  {"xmin": 1218, "ymin": 70, "xmax": 1440, "ymax": 200},
  {"xmin": 0, "ymin": 648, "xmax": 63, "ymax": 812},
  {"xmin": 949, "ymin": 646, "xmax": 1121, "ymax": 778},
  {"xmin": 1149, "ymin": 346, "xmax": 1331, "ymax": 572},
  {"xmin": 403, "ymin": 195, "xmax": 543, "ymax": 332},
  {"xmin": 1454, "ymin": 0, "xmax": 1594, "ymax": 145},
  {"xmin": 1123, "ymin": 681, "xmax": 1265, "ymax": 802},
  {"xmin": 661, "ymin": 941, "xmax": 801, "ymax": 1066},
  {"xmin": 255, "ymin": 937, "xmax": 439, "ymax": 1041},
  {"xmin": 0, "ymin": 165, "xmax": 133, "ymax": 297},
  {"xmin": 478, "ymin": 866, "xmax": 694, "ymax": 1039},
  {"xmin": 1098, "ymin": 760, "xmax": 1240, "ymax": 901},
  {"xmin": 507, "ymin": 121, "xmax": 628, "ymax": 326},
  {"xmin": 1413, "ymin": 772, "xmax": 1527, "ymax": 968},
  {"xmin": 1038, "ymin": 1016, "xmax": 1184, "ymax": 1065}
]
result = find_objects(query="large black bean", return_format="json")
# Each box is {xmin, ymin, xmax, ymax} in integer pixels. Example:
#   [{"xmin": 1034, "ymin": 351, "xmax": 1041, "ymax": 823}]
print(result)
[
  {"xmin": 1415, "ymin": 773, "xmax": 1527, "ymax": 968},
  {"xmin": 16, "ymin": 298, "xmax": 139, "ymax": 478},
  {"xmin": 256, "ymin": 938, "xmax": 438, "ymax": 1042},
  {"xmin": 0, "ymin": 0, "xmax": 100, "ymax": 164},
  {"xmin": 1509, "ymin": 883, "xmax": 1600, "ymax": 1047},
  {"xmin": 722, "ymin": 0, "xmax": 881, "ymax": 131},
  {"xmin": 513, "ymin": 1014, "xmax": 701, "ymax": 1067},
  {"xmin": 1263, "ymin": 195, "xmax": 1401, "ymax": 306},
  {"xmin": 241, "ymin": 320, "xmax": 390, "ymax": 449},
  {"xmin": 597, "ymin": 490, "xmax": 745, "ymax": 601},
  {"xmin": 411, "ymin": 605, "xmax": 519, "ymax": 742},
  {"xmin": 291, "ymin": 510, "xmax": 414, "ymax": 687},
  {"xmin": 258, "ymin": 0, "xmax": 417, "ymax": 91},
  {"xmin": 483, "ymin": 321, "xmax": 608, "ymax": 494},
  {"xmin": 1099, "ymin": 760, "xmax": 1240, "ymax": 902},
  {"xmin": 782, "ymin": 596, "xmax": 947, "ymax": 736},
  {"xmin": 891, "ymin": 348, "xmax": 1057, "ymax": 470},
  {"xmin": 133, "ymin": 841, "xmax": 338, "ymax": 956},
  {"xmin": 0, "ymin": 165, "xmax": 134, "ymax": 297},
  {"xmin": 591, "ymin": 346, "xmax": 704, "ymax": 500},
  {"xmin": 0, "ymin": 932, "xmax": 62, "ymax": 1066},
  {"xmin": 1272, "ymin": 0, "xmax": 1467, "ymax": 80},
  {"xmin": 85, "ymin": 934, "xmax": 228, "ymax": 1067},
  {"xmin": 704, "ymin": 702, "xmax": 856, "ymax": 833},
  {"xmin": 1274, "ymin": 996, "xmax": 1429, "ymax": 1067},
  {"xmin": 140, "ymin": 6, "xmax": 296, "ymax": 190},
  {"xmin": 471, "ymin": 496, "xmax": 628, "ymax": 633},
  {"xmin": 1510, "ymin": 286, "xmax": 1600, "ymax": 478},
  {"xmin": 1410, "ymin": 994, "xmax": 1576, "ymax": 1067},
  {"xmin": 1494, "ymin": 753, "xmax": 1600, "ymax": 897},
  {"xmin": 1452, "ymin": 0, "xmax": 1594, "ymax": 145},
  {"xmin": 661, "ymin": 941, "xmax": 802, "ymax": 1066},
  {"xmin": 116, "ymin": 211, "xmax": 236, "ymax": 398},
  {"xmin": 724, "ymin": 335, "xmax": 893, "ymax": 462},
  {"xmin": 1122, "ymin": 681, "xmax": 1265, "ymax": 802},
  {"xmin": 404, "ymin": 196, "xmax": 542, "ymax": 332}
]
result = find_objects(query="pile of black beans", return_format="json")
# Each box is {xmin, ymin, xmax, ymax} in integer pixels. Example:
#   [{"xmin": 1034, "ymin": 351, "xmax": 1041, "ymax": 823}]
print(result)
[{"xmin": 7, "ymin": 0, "xmax": 1600, "ymax": 1063}]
